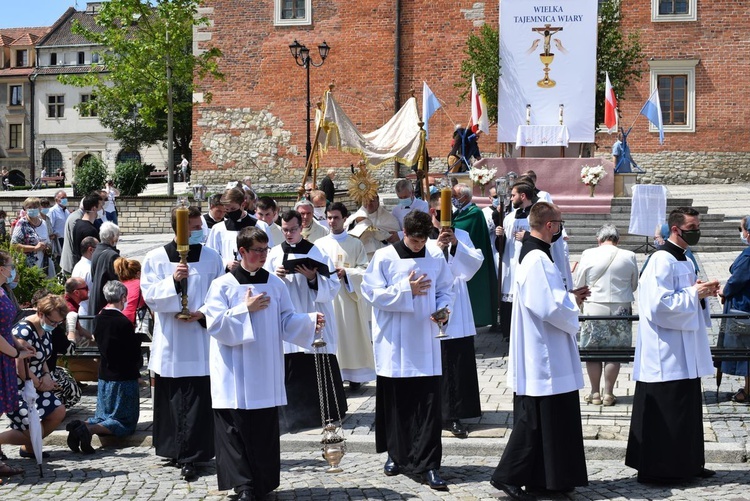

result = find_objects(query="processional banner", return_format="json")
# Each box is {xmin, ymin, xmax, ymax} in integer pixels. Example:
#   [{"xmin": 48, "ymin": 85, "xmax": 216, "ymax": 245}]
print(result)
[
  {"xmin": 317, "ymin": 91, "xmax": 423, "ymax": 168},
  {"xmin": 497, "ymin": 0, "xmax": 598, "ymax": 143}
]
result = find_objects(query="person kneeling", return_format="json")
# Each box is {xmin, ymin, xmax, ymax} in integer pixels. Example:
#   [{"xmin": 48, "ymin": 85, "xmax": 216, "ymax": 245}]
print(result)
[{"xmin": 67, "ymin": 280, "xmax": 142, "ymax": 453}]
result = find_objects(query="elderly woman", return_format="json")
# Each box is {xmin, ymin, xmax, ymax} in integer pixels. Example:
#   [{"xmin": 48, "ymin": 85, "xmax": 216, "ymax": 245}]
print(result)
[
  {"xmin": 0, "ymin": 294, "xmax": 68, "ymax": 458},
  {"xmin": 66, "ymin": 281, "xmax": 142, "ymax": 454},
  {"xmin": 11, "ymin": 197, "xmax": 55, "ymax": 277},
  {"xmin": 719, "ymin": 217, "xmax": 750, "ymax": 403},
  {"xmin": 574, "ymin": 224, "xmax": 639, "ymax": 406}
]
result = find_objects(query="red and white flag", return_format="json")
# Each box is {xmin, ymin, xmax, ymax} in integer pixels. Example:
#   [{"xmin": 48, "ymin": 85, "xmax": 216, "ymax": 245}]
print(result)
[
  {"xmin": 470, "ymin": 75, "xmax": 489, "ymax": 134},
  {"xmin": 604, "ymin": 72, "xmax": 618, "ymax": 132}
]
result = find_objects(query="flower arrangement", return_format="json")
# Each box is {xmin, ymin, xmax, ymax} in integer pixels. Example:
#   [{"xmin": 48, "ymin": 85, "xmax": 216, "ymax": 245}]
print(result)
[
  {"xmin": 468, "ymin": 166, "xmax": 496, "ymax": 188},
  {"xmin": 580, "ymin": 164, "xmax": 607, "ymax": 186}
]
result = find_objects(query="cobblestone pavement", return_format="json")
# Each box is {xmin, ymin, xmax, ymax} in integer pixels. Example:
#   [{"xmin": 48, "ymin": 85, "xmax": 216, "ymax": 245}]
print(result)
[{"xmin": 1, "ymin": 447, "xmax": 750, "ymax": 500}]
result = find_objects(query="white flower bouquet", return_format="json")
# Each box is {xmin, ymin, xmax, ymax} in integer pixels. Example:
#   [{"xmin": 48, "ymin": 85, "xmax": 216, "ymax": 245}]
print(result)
[
  {"xmin": 580, "ymin": 164, "xmax": 607, "ymax": 186},
  {"xmin": 468, "ymin": 166, "xmax": 496, "ymax": 187}
]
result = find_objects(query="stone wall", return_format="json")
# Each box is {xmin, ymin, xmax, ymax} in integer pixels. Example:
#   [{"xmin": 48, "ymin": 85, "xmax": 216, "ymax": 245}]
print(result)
[{"xmin": 624, "ymin": 152, "xmax": 750, "ymax": 185}]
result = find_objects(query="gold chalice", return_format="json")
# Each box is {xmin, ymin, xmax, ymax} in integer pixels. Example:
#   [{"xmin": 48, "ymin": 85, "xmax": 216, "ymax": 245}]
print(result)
[{"xmin": 538, "ymin": 53, "xmax": 556, "ymax": 88}]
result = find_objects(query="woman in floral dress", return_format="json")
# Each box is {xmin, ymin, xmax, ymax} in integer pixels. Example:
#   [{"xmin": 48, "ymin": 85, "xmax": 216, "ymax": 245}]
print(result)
[
  {"xmin": 0, "ymin": 294, "xmax": 68, "ymax": 458},
  {"xmin": 0, "ymin": 251, "xmax": 35, "ymax": 478}
]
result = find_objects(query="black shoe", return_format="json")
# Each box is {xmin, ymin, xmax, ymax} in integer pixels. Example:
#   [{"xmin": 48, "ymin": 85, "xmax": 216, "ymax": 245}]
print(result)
[
  {"xmin": 76, "ymin": 423, "xmax": 95, "ymax": 454},
  {"xmin": 237, "ymin": 490, "xmax": 255, "ymax": 501},
  {"xmin": 181, "ymin": 462, "xmax": 197, "ymax": 481},
  {"xmin": 698, "ymin": 467, "xmax": 716, "ymax": 478},
  {"xmin": 490, "ymin": 479, "xmax": 535, "ymax": 501},
  {"xmin": 383, "ymin": 455, "xmax": 400, "ymax": 476},
  {"xmin": 447, "ymin": 420, "xmax": 468, "ymax": 438},
  {"xmin": 348, "ymin": 381, "xmax": 362, "ymax": 390},
  {"xmin": 65, "ymin": 420, "xmax": 82, "ymax": 453},
  {"xmin": 19, "ymin": 447, "xmax": 50, "ymax": 459},
  {"xmin": 164, "ymin": 458, "xmax": 180, "ymax": 468},
  {"xmin": 423, "ymin": 469, "xmax": 448, "ymax": 490}
]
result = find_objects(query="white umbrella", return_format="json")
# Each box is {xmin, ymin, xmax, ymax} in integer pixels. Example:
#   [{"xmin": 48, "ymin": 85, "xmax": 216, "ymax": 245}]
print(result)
[{"xmin": 22, "ymin": 360, "xmax": 44, "ymax": 476}]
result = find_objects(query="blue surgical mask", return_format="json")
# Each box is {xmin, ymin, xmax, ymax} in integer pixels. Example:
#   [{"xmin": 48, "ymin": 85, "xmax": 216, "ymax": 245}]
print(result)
[
  {"xmin": 397, "ymin": 197, "xmax": 412, "ymax": 208},
  {"xmin": 9, "ymin": 268, "xmax": 16, "ymax": 283},
  {"xmin": 742, "ymin": 233, "xmax": 748, "ymax": 244},
  {"xmin": 41, "ymin": 321, "xmax": 55, "ymax": 333},
  {"xmin": 189, "ymin": 229, "xmax": 204, "ymax": 245},
  {"xmin": 451, "ymin": 198, "xmax": 462, "ymax": 210},
  {"xmin": 26, "ymin": 208, "xmax": 40, "ymax": 218},
  {"xmin": 8, "ymin": 279, "xmax": 18, "ymax": 290},
  {"xmin": 41, "ymin": 208, "xmax": 50, "ymax": 216},
  {"xmin": 60, "ymin": 198, "xmax": 68, "ymax": 207},
  {"xmin": 492, "ymin": 197, "xmax": 501, "ymax": 208}
]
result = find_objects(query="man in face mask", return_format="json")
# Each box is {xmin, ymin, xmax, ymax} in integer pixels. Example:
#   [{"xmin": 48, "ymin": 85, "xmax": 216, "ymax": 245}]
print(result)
[
  {"xmin": 626, "ymin": 206, "xmax": 720, "ymax": 484},
  {"xmin": 491, "ymin": 202, "xmax": 589, "ymax": 498},
  {"xmin": 309, "ymin": 190, "xmax": 331, "ymax": 230},
  {"xmin": 391, "ymin": 179, "xmax": 428, "ymax": 230}
]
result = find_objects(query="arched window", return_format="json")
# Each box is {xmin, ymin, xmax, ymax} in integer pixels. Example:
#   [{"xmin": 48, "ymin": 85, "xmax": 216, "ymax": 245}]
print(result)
[
  {"xmin": 78, "ymin": 154, "xmax": 93, "ymax": 166},
  {"xmin": 116, "ymin": 149, "xmax": 141, "ymax": 163},
  {"xmin": 42, "ymin": 148, "xmax": 63, "ymax": 172}
]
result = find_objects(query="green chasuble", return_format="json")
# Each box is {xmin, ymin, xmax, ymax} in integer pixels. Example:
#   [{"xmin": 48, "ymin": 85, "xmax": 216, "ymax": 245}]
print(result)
[{"xmin": 452, "ymin": 204, "xmax": 498, "ymax": 326}]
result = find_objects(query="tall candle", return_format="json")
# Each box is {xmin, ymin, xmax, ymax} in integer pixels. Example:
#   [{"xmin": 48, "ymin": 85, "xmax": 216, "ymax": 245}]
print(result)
[
  {"xmin": 175, "ymin": 205, "xmax": 189, "ymax": 247},
  {"xmin": 440, "ymin": 187, "xmax": 452, "ymax": 228},
  {"xmin": 526, "ymin": 104, "xmax": 531, "ymax": 125},
  {"xmin": 559, "ymin": 104, "xmax": 564, "ymax": 124}
]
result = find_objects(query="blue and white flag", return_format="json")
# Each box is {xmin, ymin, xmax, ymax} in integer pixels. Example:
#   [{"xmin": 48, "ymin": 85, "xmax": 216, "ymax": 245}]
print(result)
[
  {"xmin": 422, "ymin": 81, "xmax": 441, "ymax": 140},
  {"xmin": 640, "ymin": 89, "xmax": 664, "ymax": 144}
]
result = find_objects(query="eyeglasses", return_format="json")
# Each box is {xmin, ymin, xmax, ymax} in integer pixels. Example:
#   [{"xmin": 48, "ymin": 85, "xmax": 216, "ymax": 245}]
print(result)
[
  {"xmin": 75, "ymin": 286, "xmax": 89, "ymax": 291},
  {"xmin": 282, "ymin": 226, "xmax": 300, "ymax": 234},
  {"xmin": 549, "ymin": 219, "xmax": 565, "ymax": 225},
  {"xmin": 248, "ymin": 247, "xmax": 270, "ymax": 255},
  {"xmin": 43, "ymin": 314, "xmax": 64, "ymax": 327}
]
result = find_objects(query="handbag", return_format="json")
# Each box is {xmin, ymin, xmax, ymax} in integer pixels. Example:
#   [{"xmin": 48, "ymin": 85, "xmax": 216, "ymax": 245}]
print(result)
[{"xmin": 51, "ymin": 366, "xmax": 82, "ymax": 409}]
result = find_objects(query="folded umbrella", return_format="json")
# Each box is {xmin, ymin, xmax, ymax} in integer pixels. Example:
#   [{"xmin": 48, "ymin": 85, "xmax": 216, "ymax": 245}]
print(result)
[{"xmin": 21, "ymin": 360, "xmax": 44, "ymax": 477}]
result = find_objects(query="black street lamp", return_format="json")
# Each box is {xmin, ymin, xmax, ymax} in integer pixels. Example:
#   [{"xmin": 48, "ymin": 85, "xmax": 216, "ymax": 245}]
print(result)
[{"xmin": 289, "ymin": 40, "xmax": 330, "ymax": 163}]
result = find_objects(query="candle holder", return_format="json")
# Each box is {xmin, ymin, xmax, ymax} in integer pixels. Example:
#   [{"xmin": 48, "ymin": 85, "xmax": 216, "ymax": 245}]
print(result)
[{"xmin": 175, "ymin": 197, "xmax": 192, "ymax": 320}]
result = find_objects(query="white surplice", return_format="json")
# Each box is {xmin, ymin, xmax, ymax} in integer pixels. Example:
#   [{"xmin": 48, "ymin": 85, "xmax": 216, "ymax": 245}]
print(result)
[
  {"xmin": 264, "ymin": 242, "xmax": 341, "ymax": 354},
  {"xmin": 204, "ymin": 271, "xmax": 318, "ymax": 409},
  {"xmin": 430, "ymin": 228, "xmax": 483, "ymax": 339},
  {"xmin": 206, "ymin": 218, "xmax": 273, "ymax": 268},
  {"xmin": 500, "ymin": 209, "xmax": 530, "ymax": 302},
  {"xmin": 142, "ymin": 245, "xmax": 225, "ymax": 377},
  {"xmin": 316, "ymin": 231, "xmax": 375, "ymax": 382},
  {"xmin": 361, "ymin": 243, "xmax": 455, "ymax": 378},
  {"xmin": 634, "ymin": 250, "xmax": 713, "ymax": 383},
  {"xmin": 508, "ymin": 246, "xmax": 583, "ymax": 396}
]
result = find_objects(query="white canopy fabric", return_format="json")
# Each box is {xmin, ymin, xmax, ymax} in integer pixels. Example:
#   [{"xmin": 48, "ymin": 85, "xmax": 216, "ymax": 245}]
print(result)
[{"xmin": 317, "ymin": 91, "xmax": 424, "ymax": 168}]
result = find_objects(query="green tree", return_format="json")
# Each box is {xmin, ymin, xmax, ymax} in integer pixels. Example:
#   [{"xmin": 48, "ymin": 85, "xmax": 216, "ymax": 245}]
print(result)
[
  {"xmin": 596, "ymin": 0, "xmax": 644, "ymax": 125},
  {"xmin": 59, "ymin": 0, "xmax": 223, "ymax": 155},
  {"xmin": 456, "ymin": 24, "xmax": 500, "ymax": 125},
  {"xmin": 114, "ymin": 160, "xmax": 149, "ymax": 197},
  {"xmin": 74, "ymin": 156, "xmax": 108, "ymax": 197}
]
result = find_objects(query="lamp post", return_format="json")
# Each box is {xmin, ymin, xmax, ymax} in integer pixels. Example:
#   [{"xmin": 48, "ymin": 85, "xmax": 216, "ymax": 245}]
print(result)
[{"xmin": 289, "ymin": 40, "xmax": 330, "ymax": 163}]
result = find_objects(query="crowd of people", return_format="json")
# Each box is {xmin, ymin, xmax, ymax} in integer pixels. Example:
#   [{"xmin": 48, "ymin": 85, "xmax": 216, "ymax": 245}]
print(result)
[{"xmin": 0, "ymin": 171, "xmax": 740, "ymax": 501}]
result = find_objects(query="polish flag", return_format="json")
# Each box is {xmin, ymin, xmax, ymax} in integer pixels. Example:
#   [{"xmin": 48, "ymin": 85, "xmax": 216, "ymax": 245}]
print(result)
[
  {"xmin": 471, "ymin": 75, "xmax": 489, "ymax": 134},
  {"xmin": 604, "ymin": 72, "xmax": 618, "ymax": 132}
]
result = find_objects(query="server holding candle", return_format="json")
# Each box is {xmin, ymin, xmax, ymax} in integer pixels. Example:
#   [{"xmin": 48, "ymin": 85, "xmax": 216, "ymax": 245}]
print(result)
[{"xmin": 142, "ymin": 204, "xmax": 225, "ymax": 481}]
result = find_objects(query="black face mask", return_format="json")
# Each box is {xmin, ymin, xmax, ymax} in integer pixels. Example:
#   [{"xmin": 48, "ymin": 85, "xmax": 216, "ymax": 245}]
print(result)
[
  {"xmin": 551, "ymin": 222, "xmax": 564, "ymax": 243},
  {"xmin": 678, "ymin": 228, "xmax": 701, "ymax": 246},
  {"xmin": 226, "ymin": 208, "xmax": 243, "ymax": 221}
]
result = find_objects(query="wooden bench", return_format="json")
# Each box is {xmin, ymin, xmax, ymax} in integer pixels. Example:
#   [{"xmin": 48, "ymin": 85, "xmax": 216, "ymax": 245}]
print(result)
[
  {"xmin": 148, "ymin": 170, "xmax": 169, "ymax": 182},
  {"xmin": 41, "ymin": 176, "xmax": 65, "ymax": 188}
]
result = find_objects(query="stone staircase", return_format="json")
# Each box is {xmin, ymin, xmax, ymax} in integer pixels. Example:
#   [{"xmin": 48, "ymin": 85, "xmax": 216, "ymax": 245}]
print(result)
[
  {"xmin": 382, "ymin": 194, "xmax": 745, "ymax": 255},
  {"xmin": 564, "ymin": 197, "xmax": 745, "ymax": 254}
]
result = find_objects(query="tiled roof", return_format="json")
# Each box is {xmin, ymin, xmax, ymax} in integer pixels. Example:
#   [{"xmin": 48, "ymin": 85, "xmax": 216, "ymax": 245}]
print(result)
[
  {"xmin": 0, "ymin": 27, "xmax": 49, "ymax": 47},
  {"xmin": 32, "ymin": 65, "xmax": 107, "ymax": 76},
  {"xmin": 38, "ymin": 9, "xmax": 105, "ymax": 47},
  {"xmin": 0, "ymin": 67, "xmax": 34, "ymax": 77}
]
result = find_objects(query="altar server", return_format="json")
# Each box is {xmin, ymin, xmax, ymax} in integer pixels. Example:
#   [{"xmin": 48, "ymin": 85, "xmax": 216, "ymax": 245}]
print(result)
[
  {"xmin": 491, "ymin": 202, "xmax": 589, "ymax": 500},
  {"xmin": 427, "ymin": 193, "xmax": 483, "ymax": 438},
  {"xmin": 206, "ymin": 188, "xmax": 272, "ymax": 271},
  {"xmin": 316, "ymin": 202, "xmax": 375, "ymax": 387},
  {"xmin": 205, "ymin": 227, "xmax": 324, "ymax": 501},
  {"xmin": 361, "ymin": 210, "xmax": 455, "ymax": 490},
  {"xmin": 626, "ymin": 207, "xmax": 718, "ymax": 483},
  {"xmin": 264, "ymin": 209, "xmax": 346, "ymax": 431},
  {"xmin": 142, "ymin": 206, "xmax": 225, "ymax": 481},
  {"xmin": 497, "ymin": 182, "xmax": 535, "ymax": 338}
]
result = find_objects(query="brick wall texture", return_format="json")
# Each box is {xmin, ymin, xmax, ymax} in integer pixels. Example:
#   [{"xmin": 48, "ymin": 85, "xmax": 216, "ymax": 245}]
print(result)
[{"xmin": 194, "ymin": 1, "xmax": 749, "ymax": 188}]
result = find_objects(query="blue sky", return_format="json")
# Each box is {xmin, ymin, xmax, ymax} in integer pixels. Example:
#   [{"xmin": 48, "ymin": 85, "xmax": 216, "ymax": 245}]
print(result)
[{"xmin": 1, "ymin": 2, "xmax": 79, "ymax": 28}]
